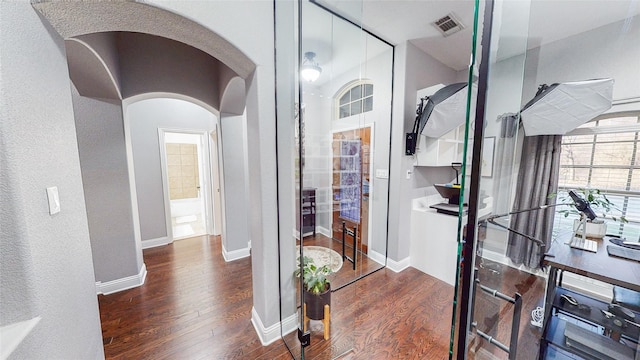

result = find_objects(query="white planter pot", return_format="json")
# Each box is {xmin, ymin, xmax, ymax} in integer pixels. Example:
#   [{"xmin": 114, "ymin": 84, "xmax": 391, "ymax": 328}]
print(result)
[{"xmin": 573, "ymin": 219, "xmax": 607, "ymax": 239}]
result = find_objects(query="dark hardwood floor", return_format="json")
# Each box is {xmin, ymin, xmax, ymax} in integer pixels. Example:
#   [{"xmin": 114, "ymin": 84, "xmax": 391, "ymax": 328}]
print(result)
[{"xmin": 98, "ymin": 235, "xmax": 543, "ymax": 359}]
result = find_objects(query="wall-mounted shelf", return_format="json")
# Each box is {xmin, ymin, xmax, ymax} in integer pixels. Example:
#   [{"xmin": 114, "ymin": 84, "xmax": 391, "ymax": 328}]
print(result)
[{"xmin": 413, "ymin": 126, "xmax": 465, "ymax": 167}]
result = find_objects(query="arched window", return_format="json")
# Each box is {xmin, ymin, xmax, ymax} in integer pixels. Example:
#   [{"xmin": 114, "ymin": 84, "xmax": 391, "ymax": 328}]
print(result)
[{"xmin": 336, "ymin": 81, "xmax": 373, "ymax": 119}]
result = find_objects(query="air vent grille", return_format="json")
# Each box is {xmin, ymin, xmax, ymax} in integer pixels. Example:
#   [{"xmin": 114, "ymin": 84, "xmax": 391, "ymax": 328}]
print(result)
[{"xmin": 433, "ymin": 13, "xmax": 465, "ymax": 37}]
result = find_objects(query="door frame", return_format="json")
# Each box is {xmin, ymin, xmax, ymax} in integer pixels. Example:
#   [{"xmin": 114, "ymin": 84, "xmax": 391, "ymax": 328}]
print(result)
[
  {"xmin": 158, "ymin": 128, "xmax": 214, "ymax": 242},
  {"xmin": 330, "ymin": 123, "xmax": 375, "ymax": 254},
  {"xmin": 210, "ymin": 127, "xmax": 223, "ymax": 236}
]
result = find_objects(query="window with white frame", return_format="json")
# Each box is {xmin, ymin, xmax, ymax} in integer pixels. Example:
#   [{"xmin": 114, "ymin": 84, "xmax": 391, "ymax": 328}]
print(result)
[
  {"xmin": 554, "ymin": 111, "xmax": 640, "ymax": 239},
  {"xmin": 337, "ymin": 82, "xmax": 373, "ymax": 119}
]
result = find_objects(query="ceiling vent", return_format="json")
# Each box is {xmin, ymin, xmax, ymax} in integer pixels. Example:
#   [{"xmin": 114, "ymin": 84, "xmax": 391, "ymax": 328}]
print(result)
[{"xmin": 433, "ymin": 13, "xmax": 465, "ymax": 37}]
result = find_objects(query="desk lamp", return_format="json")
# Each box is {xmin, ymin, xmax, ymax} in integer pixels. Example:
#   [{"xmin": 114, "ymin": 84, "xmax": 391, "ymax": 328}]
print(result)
[{"xmin": 568, "ymin": 190, "xmax": 597, "ymax": 241}]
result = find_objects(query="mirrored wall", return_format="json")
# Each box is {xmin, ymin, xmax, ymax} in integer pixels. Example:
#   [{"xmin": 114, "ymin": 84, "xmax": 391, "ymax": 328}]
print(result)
[{"xmin": 276, "ymin": 0, "xmax": 393, "ymax": 358}]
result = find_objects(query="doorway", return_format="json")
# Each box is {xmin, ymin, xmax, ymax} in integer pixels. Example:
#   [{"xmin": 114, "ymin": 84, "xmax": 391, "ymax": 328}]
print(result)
[
  {"xmin": 331, "ymin": 126, "xmax": 372, "ymax": 254},
  {"xmin": 161, "ymin": 130, "xmax": 211, "ymax": 240}
]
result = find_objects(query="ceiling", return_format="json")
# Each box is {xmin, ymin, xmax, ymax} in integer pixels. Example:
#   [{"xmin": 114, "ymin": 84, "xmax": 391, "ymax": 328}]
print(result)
[{"xmin": 317, "ymin": 0, "xmax": 640, "ymax": 71}]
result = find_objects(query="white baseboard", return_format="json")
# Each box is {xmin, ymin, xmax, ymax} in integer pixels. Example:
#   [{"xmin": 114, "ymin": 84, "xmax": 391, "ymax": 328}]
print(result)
[
  {"xmin": 317, "ymin": 226, "xmax": 331, "ymax": 238},
  {"xmin": 96, "ymin": 263, "xmax": 147, "ymax": 295},
  {"xmin": 222, "ymin": 243, "xmax": 250, "ymax": 262},
  {"xmin": 141, "ymin": 236, "xmax": 171, "ymax": 249},
  {"xmin": 280, "ymin": 312, "xmax": 298, "ymax": 337},
  {"xmin": 367, "ymin": 249, "xmax": 386, "ymax": 266},
  {"xmin": 251, "ymin": 307, "xmax": 289, "ymax": 346},
  {"xmin": 386, "ymin": 256, "xmax": 410, "ymax": 273}
]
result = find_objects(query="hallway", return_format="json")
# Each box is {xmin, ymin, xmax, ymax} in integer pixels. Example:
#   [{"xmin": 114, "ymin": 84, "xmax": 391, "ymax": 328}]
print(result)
[{"xmin": 98, "ymin": 235, "xmax": 455, "ymax": 359}]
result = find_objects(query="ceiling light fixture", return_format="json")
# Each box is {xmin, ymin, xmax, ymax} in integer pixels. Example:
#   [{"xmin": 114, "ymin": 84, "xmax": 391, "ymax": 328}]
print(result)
[{"xmin": 301, "ymin": 51, "xmax": 322, "ymax": 82}]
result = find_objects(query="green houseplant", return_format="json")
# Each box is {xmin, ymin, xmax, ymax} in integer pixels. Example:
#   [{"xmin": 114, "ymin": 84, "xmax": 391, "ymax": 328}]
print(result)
[
  {"xmin": 295, "ymin": 256, "xmax": 332, "ymax": 321},
  {"xmin": 552, "ymin": 188, "xmax": 627, "ymax": 238}
]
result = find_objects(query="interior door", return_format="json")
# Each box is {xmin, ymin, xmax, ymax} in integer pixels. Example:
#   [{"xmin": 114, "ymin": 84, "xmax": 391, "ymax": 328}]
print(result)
[{"xmin": 331, "ymin": 127, "xmax": 371, "ymax": 254}]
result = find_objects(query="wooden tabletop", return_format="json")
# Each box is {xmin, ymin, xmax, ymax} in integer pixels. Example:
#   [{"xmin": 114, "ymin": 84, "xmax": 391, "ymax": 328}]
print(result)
[{"xmin": 544, "ymin": 235, "xmax": 640, "ymax": 292}]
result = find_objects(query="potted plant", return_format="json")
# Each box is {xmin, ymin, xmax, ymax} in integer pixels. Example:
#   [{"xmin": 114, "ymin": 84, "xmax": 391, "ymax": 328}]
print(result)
[
  {"xmin": 553, "ymin": 188, "xmax": 627, "ymax": 239},
  {"xmin": 295, "ymin": 256, "xmax": 332, "ymax": 321}
]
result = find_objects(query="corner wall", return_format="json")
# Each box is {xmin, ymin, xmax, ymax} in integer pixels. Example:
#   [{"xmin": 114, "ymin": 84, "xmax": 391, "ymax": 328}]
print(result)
[
  {"xmin": 72, "ymin": 86, "xmax": 142, "ymax": 284},
  {"xmin": 0, "ymin": 3, "xmax": 104, "ymax": 358},
  {"xmin": 387, "ymin": 41, "xmax": 458, "ymax": 263}
]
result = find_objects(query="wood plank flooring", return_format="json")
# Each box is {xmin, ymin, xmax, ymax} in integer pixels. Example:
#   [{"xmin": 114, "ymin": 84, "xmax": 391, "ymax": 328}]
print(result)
[{"xmin": 98, "ymin": 235, "xmax": 543, "ymax": 359}]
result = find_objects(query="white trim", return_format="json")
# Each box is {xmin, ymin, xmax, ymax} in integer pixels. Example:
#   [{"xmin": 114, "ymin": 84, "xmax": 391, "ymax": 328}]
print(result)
[
  {"xmin": 122, "ymin": 103, "xmax": 145, "ymax": 273},
  {"xmin": 157, "ymin": 129, "xmax": 175, "ymax": 243},
  {"xmin": 386, "ymin": 256, "xmax": 411, "ymax": 273},
  {"xmin": 316, "ymin": 226, "xmax": 331, "ymax": 238},
  {"xmin": 250, "ymin": 307, "xmax": 285, "ymax": 346},
  {"xmin": 96, "ymin": 263, "xmax": 147, "ymax": 295},
  {"xmin": 280, "ymin": 312, "xmax": 298, "ymax": 337},
  {"xmin": 221, "ymin": 243, "xmax": 250, "ymax": 262},
  {"xmin": 367, "ymin": 249, "xmax": 386, "ymax": 266},
  {"xmin": 141, "ymin": 236, "xmax": 171, "ymax": 250}
]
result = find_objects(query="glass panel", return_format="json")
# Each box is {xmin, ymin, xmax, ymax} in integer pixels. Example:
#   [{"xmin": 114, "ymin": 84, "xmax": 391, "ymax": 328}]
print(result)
[
  {"xmin": 456, "ymin": 1, "xmax": 640, "ymax": 359},
  {"xmin": 363, "ymin": 96, "xmax": 373, "ymax": 112},
  {"xmin": 592, "ymin": 141, "xmax": 635, "ymax": 166},
  {"xmin": 339, "ymin": 105, "xmax": 350, "ymax": 118},
  {"xmin": 274, "ymin": 0, "xmax": 302, "ymax": 358},
  {"xmin": 350, "ymin": 99, "xmax": 362, "ymax": 116},
  {"xmin": 363, "ymin": 84, "xmax": 373, "ymax": 97},
  {"xmin": 349, "ymin": 85, "xmax": 362, "ymax": 100},
  {"xmin": 560, "ymin": 143, "xmax": 594, "ymax": 165},
  {"xmin": 339, "ymin": 93, "xmax": 350, "ymax": 106}
]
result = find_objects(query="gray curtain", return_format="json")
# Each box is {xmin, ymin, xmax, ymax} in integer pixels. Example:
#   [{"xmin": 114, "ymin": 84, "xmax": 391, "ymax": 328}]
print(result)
[
  {"xmin": 492, "ymin": 113, "xmax": 519, "ymax": 215},
  {"xmin": 507, "ymin": 134, "xmax": 562, "ymax": 268}
]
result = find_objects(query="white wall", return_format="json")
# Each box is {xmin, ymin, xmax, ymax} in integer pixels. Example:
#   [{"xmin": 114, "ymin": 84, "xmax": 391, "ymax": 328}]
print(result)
[
  {"xmin": 388, "ymin": 41, "xmax": 458, "ymax": 262},
  {"xmin": 72, "ymin": 86, "xmax": 142, "ymax": 283},
  {"xmin": 127, "ymin": 98, "xmax": 216, "ymax": 243},
  {"xmin": 0, "ymin": 3, "xmax": 104, "ymax": 358}
]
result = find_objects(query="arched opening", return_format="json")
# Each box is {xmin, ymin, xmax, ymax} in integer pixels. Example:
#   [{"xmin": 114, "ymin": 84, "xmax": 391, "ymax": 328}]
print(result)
[{"xmin": 31, "ymin": 1, "xmax": 267, "ymax": 355}]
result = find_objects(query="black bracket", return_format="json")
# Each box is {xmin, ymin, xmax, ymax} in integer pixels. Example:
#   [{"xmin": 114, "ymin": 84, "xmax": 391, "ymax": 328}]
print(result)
[{"xmin": 298, "ymin": 328, "xmax": 310, "ymax": 347}]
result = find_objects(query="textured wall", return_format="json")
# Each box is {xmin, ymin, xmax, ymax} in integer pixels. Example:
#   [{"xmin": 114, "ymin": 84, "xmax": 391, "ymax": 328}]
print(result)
[
  {"xmin": 127, "ymin": 98, "xmax": 215, "ymax": 242},
  {"xmin": 0, "ymin": 3, "xmax": 104, "ymax": 359},
  {"xmin": 218, "ymin": 114, "xmax": 250, "ymax": 252},
  {"xmin": 72, "ymin": 86, "xmax": 142, "ymax": 283},
  {"xmin": 388, "ymin": 42, "xmax": 457, "ymax": 262}
]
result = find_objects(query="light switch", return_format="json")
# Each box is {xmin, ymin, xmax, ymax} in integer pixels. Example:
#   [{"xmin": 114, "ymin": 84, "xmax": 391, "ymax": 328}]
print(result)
[
  {"xmin": 375, "ymin": 169, "xmax": 389, "ymax": 179},
  {"xmin": 46, "ymin": 187, "xmax": 60, "ymax": 215}
]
